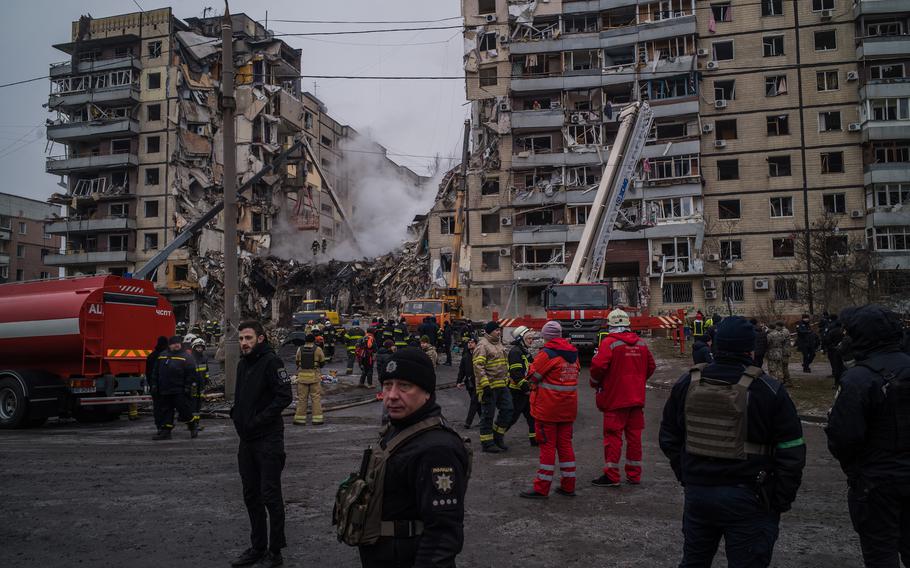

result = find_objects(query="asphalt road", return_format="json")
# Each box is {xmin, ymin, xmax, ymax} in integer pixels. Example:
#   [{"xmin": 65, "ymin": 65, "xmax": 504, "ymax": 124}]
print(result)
[{"xmin": 0, "ymin": 352, "xmax": 863, "ymax": 568}]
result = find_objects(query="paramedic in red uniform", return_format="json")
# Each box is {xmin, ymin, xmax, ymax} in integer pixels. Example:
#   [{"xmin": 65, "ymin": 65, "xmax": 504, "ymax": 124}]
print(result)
[{"xmin": 589, "ymin": 308, "xmax": 656, "ymax": 487}]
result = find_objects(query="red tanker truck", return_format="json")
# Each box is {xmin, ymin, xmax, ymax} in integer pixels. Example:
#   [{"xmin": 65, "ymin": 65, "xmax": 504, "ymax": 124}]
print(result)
[{"xmin": 0, "ymin": 275, "xmax": 175, "ymax": 428}]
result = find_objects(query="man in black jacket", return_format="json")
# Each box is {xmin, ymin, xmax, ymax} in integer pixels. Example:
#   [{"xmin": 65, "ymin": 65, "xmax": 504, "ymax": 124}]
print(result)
[
  {"xmin": 752, "ymin": 318, "xmax": 768, "ymax": 369},
  {"xmin": 457, "ymin": 338, "xmax": 480, "ymax": 429},
  {"xmin": 359, "ymin": 347, "xmax": 470, "ymax": 568},
  {"xmin": 145, "ymin": 335, "xmax": 168, "ymax": 429},
  {"xmin": 660, "ymin": 316, "xmax": 806, "ymax": 567},
  {"xmin": 506, "ymin": 326, "xmax": 536, "ymax": 446},
  {"xmin": 230, "ymin": 321, "xmax": 293, "ymax": 568},
  {"xmin": 442, "ymin": 321, "xmax": 454, "ymax": 366},
  {"xmin": 692, "ymin": 336, "xmax": 713, "ymax": 365},
  {"xmin": 826, "ymin": 305, "xmax": 910, "ymax": 566},
  {"xmin": 823, "ymin": 315, "xmax": 845, "ymax": 386},
  {"xmin": 152, "ymin": 335, "xmax": 199, "ymax": 440}
]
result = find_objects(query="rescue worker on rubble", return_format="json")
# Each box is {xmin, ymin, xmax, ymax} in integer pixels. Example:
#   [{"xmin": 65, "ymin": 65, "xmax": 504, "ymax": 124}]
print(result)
[
  {"xmin": 323, "ymin": 320, "xmax": 337, "ymax": 360},
  {"xmin": 336, "ymin": 347, "xmax": 469, "ymax": 567},
  {"xmin": 294, "ymin": 333, "xmax": 326, "ymax": 426},
  {"xmin": 520, "ymin": 321, "xmax": 579, "ymax": 499},
  {"xmin": 825, "ymin": 305, "xmax": 910, "ymax": 566},
  {"xmin": 474, "ymin": 320, "xmax": 513, "ymax": 453},
  {"xmin": 659, "ymin": 316, "xmax": 806, "ymax": 568},
  {"xmin": 393, "ymin": 317, "xmax": 409, "ymax": 349},
  {"xmin": 230, "ymin": 320, "xmax": 292, "ymax": 568},
  {"xmin": 151, "ymin": 335, "xmax": 200, "ymax": 440},
  {"xmin": 344, "ymin": 320, "xmax": 366, "ymax": 375},
  {"xmin": 506, "ymin": 326, "xmax": 537, "ymax": 447},
  {"xmin": 191, "ymin": 338, "xmax": 210, "ymax": 427},
  {"xmin": 589, "ymin": 308, "xmax": 656, "ymax": 486},
  {"xmin": 145, "ymin": 336, "xmax": 169, "ymax": 427},
  {"xmin": 457, "ymin": 338, "xmax": 480, "ymax": 429}
]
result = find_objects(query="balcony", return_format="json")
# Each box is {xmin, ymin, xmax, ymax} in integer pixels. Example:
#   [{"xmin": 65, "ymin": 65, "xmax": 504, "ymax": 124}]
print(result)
[
  {"xmin": 45, "ymin": 217, "xmax": 136, "ymax": 235},
  {"xmin": 511, "ymin": 109, "xmax": 565, "ymax": 130},
  {"xmin": 513, "ymin": 265, "xmax": 568, "ymax": 281},
  {"xmin": 860, "ymin": 79, "xmax": 910, "ymax": 101},
  {"xmin": 46, "ymin": 152, "xmax": 138, "ymax": 175},
  {"xmin": 564, "ymin": 0, "xmax": 639, "ymax": 14},
  {"xmin": 650, "ymin": 98, "xmax": 699, "ymax": 118},
  {"xmin": 0, "ymin": 228, "xmax": 10, "ymax": 241},
  {"xmin": 865, "ymin": 162, "xmax": 910, "ymax": 186},
  {"xmin": 875, "ymin": 251, "xmax": 910, "ymax": 270},
  {"xmin": 49, "ymin": 83, "xmax": 140, "ymax": 109},
  {"xmin": 862, "ymin": 120, "xmax": 910, "ymax": 142},
  {"xmin": 44, "ymin": 250, "xmax": 136, "ymax": 266},
  {"xmin": 857, "ymin": 35, "xmax": 910, "ymax": 60},
  {"xmin": 512, "ymin": 149, "xmax": 602, "ymax": 168},
  {"xmin": 512, "ymin": 224, "xmax": 586, "ymax": 244},
  {"xmin": 49, "ymin": 56, "xmax": 142, "ymax": 78},
  {"xmin": 46, "ymin": 118, "xmax": 140, "ymax": 142},
  {"xmin": 854, "ymin": 0, "xmax": 910, "ymax": 17},
  {"xmin": 0, "ymin": 253, "xmax": 8, "ymax": 266},
  {"xmin": 509, "ymin": 14, "xmax": 695, "ymax": 54},
  {"xmin": 642, "ymin": 139, "xmax": 699, "ymax": 159}
]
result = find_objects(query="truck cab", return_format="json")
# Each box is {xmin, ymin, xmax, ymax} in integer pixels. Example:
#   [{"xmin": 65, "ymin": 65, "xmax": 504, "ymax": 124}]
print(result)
[
  {"xmin": 292, "ymin": 299, "xmax": 340, "ymax": 328},
  {"xmin": 401, "ymin": 299, "xmax": 448, "ymax": 331},
  {"xmin": 544, "ymin": 283, "xmax": 615, "ymax": 352}
]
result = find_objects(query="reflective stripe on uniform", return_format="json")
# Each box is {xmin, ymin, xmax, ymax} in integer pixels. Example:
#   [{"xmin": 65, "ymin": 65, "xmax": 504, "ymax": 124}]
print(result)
[
  {"xmin": 493, "ymin": 424, "xmax": 507, "ymax": 435},
  {"xmin": 558, "ymin": 461, "xmax": 576, "ymax": 468},
  {"xmin": 777, "ymin": 437, "xmax": 805, "ymax": 449},
  {"xmin": 479, "ymin": 434, "xmax": 494, "ymax": 442},
  {"xmin": 561, "ymin": 472, "xmax": 577, "ymax": 478},
  {"xmin": 605, "ymin": 462, "xmax": 620, "ymax": 468},
  {"xmin": 625, "ymin": 460, "xmax": 642, "ymax": 466},
  {"xmin": 538, "ymin": 383, "xmax": 577, "ymax": 392},
  {"xmin": 538, "ymin": 463, "xmax": 555, "ymax": 471},
  {"xmin": 536, "ymin": 473, "xmax": 553, "ymax": 481}
]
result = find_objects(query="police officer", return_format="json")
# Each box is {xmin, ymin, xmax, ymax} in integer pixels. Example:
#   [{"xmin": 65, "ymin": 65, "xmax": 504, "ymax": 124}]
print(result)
[
  {"xmin": 345, "ymin": 320, "xmax": 366, "ymax": 375},
  {"xmin": 230, "ymin": 321, "xmax": 293, "ymax": 568},
  {"xmin": 190, "ymin": 338, "xmax": 209, "ymax": 426},
  {"xmin": 152, "ymin": 335, "xmax": 200, "ymax": 440},
  {"xmin": 506, "ymin": 326, "xmax": 536, "ymax": 446},
  {"xmin": 342, "ymin": 347, "xmax": 470, "ymax": 567},
  {"xmin": 826, "ymin": 305, "xmax": 910, "ymax": 566},
  {"xmin": 659, "ymin": 316, "xmax": 806, "ymax": 567}
]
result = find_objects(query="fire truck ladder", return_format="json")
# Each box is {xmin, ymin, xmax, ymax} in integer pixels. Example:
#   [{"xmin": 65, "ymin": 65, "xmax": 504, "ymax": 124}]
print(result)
[
  {"xmin": 564, "ymin": 101, "xmax": 654, "ymax": 284},
  {"xmin": 82, "ymin": 311, "xmax": 105, "ymax": 377}
]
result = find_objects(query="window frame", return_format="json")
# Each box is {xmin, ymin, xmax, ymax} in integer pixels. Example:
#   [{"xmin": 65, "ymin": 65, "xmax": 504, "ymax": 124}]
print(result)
[
  {"xmin": 718, "ymin": 199, "xmax": 742, "ymax": 220},
  {"xmin": 766, "ymin": 114, "xmax": 790, "ymax": 136},
  {"xmin": 768, "ymin": 155, "xmax": 792, "ymax": 177},
  {"xmin": 717, "ymin": 159, "xmax": 740, "ymax": 180},
  {"xmin": 812, "ymin": 0, "xmax": 834, "ymax": 11},
  {"xmin": 144, "ymin": 167, "xmax": 160, "ymax": 186},
  {"xmin": 146, "ymin": 135, "xmax": 161, "ymax": 154},
  {"xmin": 770, "ymin": 196, "xmax": 794, "ymax": 218},
  {"xmin": 712, "ymin": 40, "xmax": 734, "ymax": 61},
  {"xmin": 480, "ymin": 213, "xmax": 501, "ymax": 234},
  {"xmin": 144, "ymin": 199, "xmax": 159, "ymax": 218},
  {"xmin": 761, "ymin": 0, "xmax": 783, "ymax": 16},
  {"xmin": 818, "ymin": 110, "xmax": 842, "ymax": 132},
  {"xmin": 147, "ymin": 72, "xmax": 161, "ymax": 90},
  {"xmin": 762, "ymin": 35, "xmax": 785, "ymax": 57},
  {"xmin": 821, "ymin": 151, "xmax": 845, "ymax": 174},
  {"xmin": 817, "ymin": 70, "xmax": 839, "ymax": 92},
  {"xmin": 722, "ymin": 280, "xmax": 745, "ymax": 303},
  {"xmin": 478, "ymin": 67, "xmax": 498, "ymax": 87},
  {"xmin": 814, "ymin": 29, "xmax": 837, "ymax": 51},
  {"xmin": 481, "ymin": 250, "xmax": 501, "ymax": 271},
  {"xmin": 772, "ymin": 237, "xmax": 796, "ymax": 258},
  {"xmin": 439, "ymin": 215, "xmax": 455, "ymax": 235},
  {"xmin": 823, "ymin": 193, "xmax": 847, "ymax": 214}
]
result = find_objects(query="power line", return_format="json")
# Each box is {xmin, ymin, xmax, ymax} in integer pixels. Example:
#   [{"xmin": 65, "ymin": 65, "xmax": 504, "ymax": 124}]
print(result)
[
  {"xmin": 271, "ymin": 25, "xmax": 463, "ymax": 37},
  {"xmin": 131, "ymin": 0, "xmax": 145, "ymax": 12},
  {"xmin": 271, "ymin": 16, "xmax": 462, "ymax": 25}
]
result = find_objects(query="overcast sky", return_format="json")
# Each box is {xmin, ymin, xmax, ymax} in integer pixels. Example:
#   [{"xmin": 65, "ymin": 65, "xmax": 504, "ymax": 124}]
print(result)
[{"xmin": 0, "ymin": 0, "xmax": 467, "ymax": 202}]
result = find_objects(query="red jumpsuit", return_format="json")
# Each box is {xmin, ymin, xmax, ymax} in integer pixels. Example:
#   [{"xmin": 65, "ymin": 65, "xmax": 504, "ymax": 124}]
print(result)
[
  {"xmin": 589, "ymin": 332, "xmax": 656, "ymax": 484},
  {"xmin": 528, "ymin": 337, "xmax": 579, "ymax": 495}
]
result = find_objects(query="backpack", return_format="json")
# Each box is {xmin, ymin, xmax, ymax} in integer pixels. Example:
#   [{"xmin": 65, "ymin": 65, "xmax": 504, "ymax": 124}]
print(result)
[
  {"xmin": 356, "ymin": 335, "xmax": 375, "ymax": 364},
  {"xmin": 333, "ymin": 417, "xmax": 472, "ymax": 546}
]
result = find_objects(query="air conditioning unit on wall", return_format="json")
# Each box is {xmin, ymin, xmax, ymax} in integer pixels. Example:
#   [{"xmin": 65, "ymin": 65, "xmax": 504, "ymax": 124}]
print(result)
[
  {"xmin": 706, "ymin": 61, "xmax": 720, "ymax": 71},
  {"xmin": 499, "ymin": 247, "xmax": 511, "ymax": 256},
  {"xmin": 715, "ymin": 100, "xmax": 728, "ymax": 109},
  {"xmin": 754, "ymin": 278, "xmax": 770, "ymax": 290},
  {"xmin": 714, "ymin": 140, "xmax": 727, "ymax": 148},
  {"xmin": 704, "ymin": 289, "xmax": 718, "ymax": 300},
  {"xmin": 705, "ymin": 253, "xmax": 720, "ymax": 262},
  {"xmin": 702, "ymin": 123, "xmax": 714, "ymax": 134},
  {"xmin": 485, "ymin": 14, "xmax": 496, "ymax": 22},
  {"xmin": 500, "ymin": 217, "xmax": 512, "ymax": 226}
]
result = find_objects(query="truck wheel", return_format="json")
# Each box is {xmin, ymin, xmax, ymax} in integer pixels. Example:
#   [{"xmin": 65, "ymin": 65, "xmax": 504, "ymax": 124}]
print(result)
[
  {"xmin": 0, "ymin": 377, "xmax": 27, "ymax": 429},
  {"xmin": 73, "ymin": 407, "xmax": 121, "ymax": 423}
]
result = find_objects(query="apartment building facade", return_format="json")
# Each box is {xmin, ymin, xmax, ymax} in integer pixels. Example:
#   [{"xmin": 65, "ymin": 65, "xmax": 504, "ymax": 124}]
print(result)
[
  {"xmin": 440, "ymin": 0, "xmax": 704, "ymax": 318},
  {"xmin": 0, "ymin": 193, "xmax": 63, "ymax": 283},
  {"xmin": 43, "ymin": 9, "xmax": 357, "ymax": 321}
]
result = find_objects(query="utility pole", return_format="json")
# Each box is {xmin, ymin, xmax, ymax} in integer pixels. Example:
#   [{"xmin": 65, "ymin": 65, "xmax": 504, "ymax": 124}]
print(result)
[{"xmin": 222, "ymin": 3, "xmax": 239, "ymax": 399}]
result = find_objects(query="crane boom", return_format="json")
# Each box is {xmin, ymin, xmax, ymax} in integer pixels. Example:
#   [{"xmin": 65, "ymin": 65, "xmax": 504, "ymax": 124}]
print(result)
[{"xmin": 563, "ymin": 101, "xmax": 654, "ymax": 284}]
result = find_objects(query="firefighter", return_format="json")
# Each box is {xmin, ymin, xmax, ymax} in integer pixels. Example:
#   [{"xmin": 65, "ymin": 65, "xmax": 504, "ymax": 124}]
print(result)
[
  {"xmin": 175, "ymin": 321, "xmax": 188, "ymax": 336},
  {"xmin": 381, "ymin": 317, "xmax": 395, "ymax": 345},
  {"xmin": 191, "ymin": 338, "xmax": 210, "ymax": 427},
  {"xmin": 230, "ymin": 320, "xmax": 293, "ymax": 567},
  {"xmin": 344, "ymin": 320, "xmax": 366, "ymax": 375},
  {"xmin": 474, "ymin": 320, "xmax": 513, "ymax": 453},
  {"xmin": 143, "ymin": 336, "xmax": 169, "ymax": 426},
  {"xmin": 589, "ymin": 309, "xmax": 656, "ymax": 486},
  {"xmin": 323, "ymin": 320, "xmax": 337, "ymax": 360},
  {"xmin": 151, "ymin": 335, "xmax": 199, "ymax": 440},
  {"xmin": 293, "ymin": 334, "xmax": 326, "ymax": 426},
  {"xmin": 507, "ymin": 326, "xmax": 537, "ymax": 447},
  {"xmin": 358, "ymin": 329, "xmax": 377, "ymax": 387},
  {"xmin": 334, "ymin": 347, "xmax": 470, "ymax": 567},
  {"xmin": 826, "ymin": 305, "xmax": 910, "ymax": 566},
  {"xmin": 393, "ymin": 317, "xmax": 409, "ymax": 348},
  {"xmin": 459, "ymin": 321, "xmax": 474, "ymax": 352},
  {"xmin": 311, "ymin": 239, "xmax": 320, "ymax": 257},
  {"xmin": 457, "ymin": 338, "xmax": 480, "ymax": 429},
  {"xmin": 520, "ymin": 321, "xmax": 579, "ymax": 499},
  {"xmin": 190, "ymin": 321, "xmax": 203, "ymax": 337},
  {"xmin": 659, "ymin": 316, "xmax": 806, "ymax": 567}
]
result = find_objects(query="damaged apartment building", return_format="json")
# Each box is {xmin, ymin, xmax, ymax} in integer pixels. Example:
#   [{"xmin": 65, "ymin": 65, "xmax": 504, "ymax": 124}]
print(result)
[
  {"xmin": 433, "ymin": 0, "xmax": 910, "ymax": 319},
  {"xmin": 434, "ymin": 0, "xmax": 703, "ymax": 318},
  {"xmin": 43, "ymin": 8, "xmax": 354, "ymax": 322}
]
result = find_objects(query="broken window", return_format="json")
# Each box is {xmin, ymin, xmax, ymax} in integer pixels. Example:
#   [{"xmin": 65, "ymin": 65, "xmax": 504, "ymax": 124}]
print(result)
[
  {"xmin": 515, "ymin": 244, "xmax": 565, "ymax": 267},
  {"xmin": 823, "ymin": 193, "xmax": 847, "ymax": 214},
  {"xmin": 654, "ymin": 197, "xmax": 694, "ymax": 219},
  {"xmin": 517, "ymin": 134, "xmax": 552, "ymax": 153},
  {"xmin": 766, "ymin": 115, "xmax": 789, "ymax": 136},
  {"xmin": 718, "ymin": 199, "xmax": 741, "ymax": 219},
  {"xmin": 144, "ymin": 200, "xmax": 159, "ymax": 218},
  {"xmin": 481, "ymin": 178, "xmax": 500, "ymax": 195},
  {"xmin": 110, "ymin": 203, "xmax": 128, "ymax": 217},
  {"xmin": 479, "ymin": 33, "xmax": 497, "ymax": 52},
  {"xmin": 479, "ymin": 67, "xmax": 498, "ymax": 87},
  {"xmin": 819, "ymin": 111, "xmax": 841, "ymax": 132},
  {"xmin": 768, "ymin": 155, "xmax": 792, "ymax": 177},
  {"xmin": 569, "ymin": 205, "xmax": 591, "ymax": 224},
  {"xmin": 817, "ymin": 70, "xmax": 839, "ymax": 92},
  {"xmin": 775, "ymin": 278, "xmax": 798, "ymax": 300},
  {"xmin": 147, "ymin": 103, "xmax": 161, "ymax": 122},
  {"xmin": 765, "ymin": 75, "xmax": 788, "ymax": 97},
  {"xmin": 762, "ymin": 0, "xmax": 783, "ymax": 15},
  {"xmin": 826, "ymin": 235, "xmax": 849, "ymax": 256},
  {"xmin": 720, "ymin": 239, "xmax": 742, "ymax": 260},
  {"xmin": 712, "ymin": 41, "xmax": 734, "ymax": 61},
  {"xmin": 519, "ymin": 208, "xmax": 558, "ymax": 226},
  {"xmin": 567, "ymin": 50, "xmax": 603, "ymax": 71},
  {"xmin": 111, "ymin": 171, "xmax": 128, "ymax": 191},
  {"xmin": 481, "ymin": 251, "xmax": 500, "ymax": 271},
  {"xmin": 146, "ymin": 136, "xmax": 160, "ymax": 154},
  {"xmin": 812, "ymin": 0, "xmax": 834, "ymax": 11},
  {"xmin": 873, "ymin": 143, "xmax": 910, "ymax": 163},
  {"xmin": 144, "ymin": 232, "xmax": 159, "ymax": 251},
  {"xmin": 711, "ymin": 2, "xmax": 732, "ymax": 22},
  {"xmin": 874, "ymin": 183, "xmax": 910, "ymax": 207},
  {"xmin": 648, "ymin": 155, "xmax": 699, "ymax": 180},
  {"xmin": 653, "ymin": 121, "xmax": 687, "ymax": 140},
  {"xmin": 772, "ymin": 237, "xmax": 795, "ymax": 258},
  {"xmin": 114, "ymin": 46, "xmax": 133, "ymax": 58},
  {"xmin": 770, "ymin": 196, "xmax": 793, "ymax": 218},
  {"xmin": 173, "ymin": 263, "xmax": 189, "ymax": 281},
  {"xmin": 870, "ymin": 98, "xmax": 910, "ymax": 121},
  {"xmin": 870, "ymin": 63, "xmax": 905, "ymax": 80},
  {"xmin": 109, "ymin": 234, "xmax": 128, "ymax": 252},
  {"xmin": 111, "ymin": 139, "xmax": 131, "ymax": 154},
  {"xmin": 304, "ymin": 112, "xmax": 314, "ymax": 130},
  {"xmin": 814, "ymin": 30, "xmax": 836, "ymax": 51},
  {"xmin": 566, "ymin": 124, "xmax": 602, "ymax": 146},
  {"xmin": 564, "ymin": 14, "xmax": 599, "ymax": 34},
  {"xmin": 722, "ymin": 280, "xmax": 745, "ymax": 302},
  {"xmin": 147, "ymin": 72, "xmax": 161, "ymax": 90},
  {"xmin": 147, "ymin": 41, "xmax": 162, "ymax": 58},
  {"xmin": 145, "ymin": 168, "xmax": 160, "ymax": 186},
  {"xmin": 481, "ymin": 214, "xmax": 501, "ymax": 233},
  {"xmin": 477, "ymin": 0, "xmax": 495, "ymax": 14},
  {"xmin": 763, "ymin": 35, "xmax": 784, "ymax": 57},
  {"xmin": 715, "ymin": 119, "xmax": 737, "ymax": 140},
  {"xmin": 439, "ymin": 252, "xmax": 453, "ymax": 273},
  {"xmin": 321, "ymin": 135, "xmax": 333, "ymax": 147},
  {"xmin": 565, "ymin": 166, "xmax": 600, "ymax": 187},
  {"xmin": 440, "ymin": 215, "xmax": 455, "ymax": 235},
  {"xmin": 656, "ymin": 238, "xmax": 692, "ymax": 273},
  {"xmin": 821, "ymin": 151, "xmax": 844, "ymax": 173},
  {"xmin": 647, "ymin": 75, "xmax": 696, "ymax": 100},
  {"xmin": 714, "ymin": 80, "xmax": 735, "ymax": 101},
  {"xmin": 481, "ymin": 287, "xmax": 502, "ymax": 307}
]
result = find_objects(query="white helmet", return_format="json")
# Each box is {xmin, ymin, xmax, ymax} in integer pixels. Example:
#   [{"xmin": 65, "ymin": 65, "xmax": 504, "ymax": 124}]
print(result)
[
  {"xmin": 192, "ymin": 338, "xmax": 206, "ymax": 348},
  {"xmin": 512, "ymin": 325, "xmax": 531, "ymax": 340},
  {"xmin": 183, "ymin": 333, "xmax": 198, "ymax": 344},
  {"xmin": 607, "ymin": 308, "xmax": 631, "ymax": 328}
]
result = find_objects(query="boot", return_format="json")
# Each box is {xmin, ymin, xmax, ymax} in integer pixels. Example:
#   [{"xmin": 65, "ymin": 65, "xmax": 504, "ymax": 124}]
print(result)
[
  {"xmin": 519, "ymin": 489, "xmax": 548, "ymax": 499},
  {"xmin": 189, "ymin": 421, "xmax": 199, "ymax": 439},
  {"xmin": 230, "ymin": 547, "xmax": 265, "ymax": 567},
  {"xmin": 494, "ymin": 433, "xmax": 509, "ymax": 451},
  {"xmin": 152, "ymin": 429, "xmax": 172, "ymax": 441},
  {"xmin": 254, "ymin": 551, "xmax": 283, "ymax": 567},
  {"xmin": 481, "ymin": 443, "xmax": 502, "ymax": 454}
]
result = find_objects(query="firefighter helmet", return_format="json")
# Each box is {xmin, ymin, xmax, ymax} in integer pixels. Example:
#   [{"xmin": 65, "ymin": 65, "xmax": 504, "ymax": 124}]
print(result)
[
  {"xmin": 607, "ymin": 309, "xmax": 631, "ymax": 328},
  {"xmin": 512, "ymin": 325, "xmax": 531, "ymax": 340}
]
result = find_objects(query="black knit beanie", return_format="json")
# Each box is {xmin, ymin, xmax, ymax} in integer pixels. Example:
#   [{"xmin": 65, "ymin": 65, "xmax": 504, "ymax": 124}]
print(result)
[{"xmin": 381, "ymin": 346, "xmax": 437, "ymax": 393}]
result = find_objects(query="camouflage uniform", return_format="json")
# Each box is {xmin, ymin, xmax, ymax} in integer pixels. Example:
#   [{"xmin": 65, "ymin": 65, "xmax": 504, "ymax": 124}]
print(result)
[{"xmin": 766, "ymin": 326, "xmax": 791, "ymax": 383}]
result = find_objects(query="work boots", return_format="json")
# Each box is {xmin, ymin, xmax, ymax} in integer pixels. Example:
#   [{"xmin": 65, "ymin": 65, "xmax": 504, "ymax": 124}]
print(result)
[
  {"xmin": 230, "ymin": 547, "xmax": 265, "ymax": 567},
  {"xmin": 494, "ymin": 433, "xmax": 509, "ymax": 451},
  {"xmin": 481, "ymin": 443, "xmax": 502, "ymax": 454},
  {"xmin": 188, "ymin": 421, "xmax": 199, "ymax": 439},
  {"xmin": 152, "ymin": 429, "xmax": 172, "ymax": 441}
]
